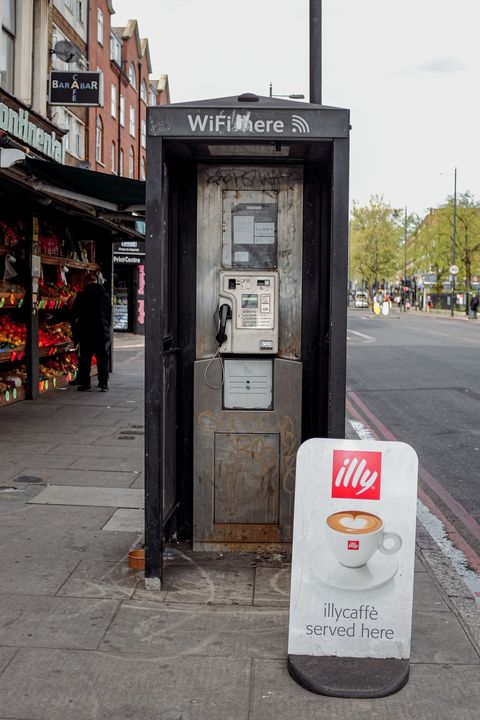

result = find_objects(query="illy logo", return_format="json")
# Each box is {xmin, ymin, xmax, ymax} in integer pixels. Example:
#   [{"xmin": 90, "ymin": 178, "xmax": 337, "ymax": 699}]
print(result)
[
  {"xmin": 347, "ymin": 540, "xmax": 360, "ymax": 550},
  {"xmin": 332, "ymin": 450, "xmax": 382, "ymax": 500}
]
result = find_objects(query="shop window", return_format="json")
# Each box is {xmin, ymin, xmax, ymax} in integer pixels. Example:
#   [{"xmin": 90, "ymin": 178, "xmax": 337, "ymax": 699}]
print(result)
[
  {"xmin": 97, "ymin": 8, "xmax": 104, "ymax": 45},
  {"xmin": 140, "ymin": 156, "xmax": 146, "ymax": 181},
  {"xmin": 141, "ymin": 120, "xmax": 146, "ymax": 149},
  {"xmin": 129, "ymin": 106, "xmax": 135, "ymax": 137},
  {"xmin": 111, "ymin": 83, "xmax": 117, "ymax": 118},
  {"xmin": 119, "ymin": 149, "xmax": 124, "ymax": 176},
  {"xmin": 110, "ymin": 32, "xmax": 122, "ymax": 66},
  {"xmin": 128, "ymin": 62, "xmax": 136, "ymax": 88},
  {"xmin": 111, "ymin": 141, "xmax": 116, "ymax": 173},
  {"xmin": 0, "ymin": 0, "xmax": 15, "ymax": 94},
  {"xmin": 95, "ymin": 115, "xmax": 103, "ymax": 163},
  {"xmin": 129, "ymin": 146, "xmax": 135, "ymax": 179},
  {"xmin": 141, "ymin": 79, "xmax": 147, "ymax": 104},
  {"xmin": 120, "ymin": 94, "xmax": 125, "ymax": 127}
]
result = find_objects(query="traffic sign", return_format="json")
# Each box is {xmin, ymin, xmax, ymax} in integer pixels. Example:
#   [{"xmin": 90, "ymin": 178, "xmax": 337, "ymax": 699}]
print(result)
[{"xmin": 450, "ymin": 265, "xmax": 459, "ymax": 275}]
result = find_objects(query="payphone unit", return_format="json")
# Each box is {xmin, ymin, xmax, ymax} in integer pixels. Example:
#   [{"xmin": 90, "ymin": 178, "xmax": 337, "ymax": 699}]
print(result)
[{"xmin": 216, "ymin": 271, "xmax": 279, "ymax": 354}]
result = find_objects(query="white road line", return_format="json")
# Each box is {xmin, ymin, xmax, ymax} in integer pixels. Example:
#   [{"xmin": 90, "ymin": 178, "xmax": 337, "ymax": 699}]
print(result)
[{"xmin": 348, "ymin": 329, "xmax": 375, "ymax": 341}]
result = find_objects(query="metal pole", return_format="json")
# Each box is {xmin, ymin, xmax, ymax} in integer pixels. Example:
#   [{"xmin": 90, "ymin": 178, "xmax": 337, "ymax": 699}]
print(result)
[
  {"xmin": 451, "ymin": 167, "xmax": 457, "ymax": 317},
  {"xmin": 404, "ymin": 206, "xmax": 407, "ymax": 312},
  {"xmin": 310, "ymin": 0, "xmax": 322, "ymax": 104}
]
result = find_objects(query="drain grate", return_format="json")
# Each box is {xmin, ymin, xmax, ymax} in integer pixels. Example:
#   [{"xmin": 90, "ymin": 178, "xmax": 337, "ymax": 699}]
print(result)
[{"xmin": 13, "ymin": 475, "xmax": 45, "ymax": 484}]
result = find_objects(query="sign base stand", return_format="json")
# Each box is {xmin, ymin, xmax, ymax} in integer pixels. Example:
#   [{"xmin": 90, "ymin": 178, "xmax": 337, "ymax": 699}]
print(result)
[{"xmin": 287, "ymin": 655, "xmax": 410, "ymax": 698}]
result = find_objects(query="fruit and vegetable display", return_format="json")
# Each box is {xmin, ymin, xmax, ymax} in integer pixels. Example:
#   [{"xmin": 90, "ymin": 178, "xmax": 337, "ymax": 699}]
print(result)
[
  {"xmin": 38, "ymin": 279, "xmax": 80, "ymax": 309},
  {"xmin": 0, "ymin": 316, "xmax": 73, "ymax": 354}
]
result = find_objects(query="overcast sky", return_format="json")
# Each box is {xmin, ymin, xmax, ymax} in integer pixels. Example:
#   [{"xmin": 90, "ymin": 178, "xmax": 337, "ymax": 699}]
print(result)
[{"xmin": 113, "ymin": 0, "xmax": 479, "ymax": 216}]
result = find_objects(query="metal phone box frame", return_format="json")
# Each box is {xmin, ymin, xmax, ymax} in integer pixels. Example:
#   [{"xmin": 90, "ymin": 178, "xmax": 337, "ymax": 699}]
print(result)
[{"xmin": 145, "ymin": 93, "xmax": 350, "ymax": 583}]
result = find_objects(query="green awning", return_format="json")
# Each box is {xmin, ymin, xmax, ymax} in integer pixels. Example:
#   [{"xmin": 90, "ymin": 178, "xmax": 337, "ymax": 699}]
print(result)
[{"xmin": 22, "ymin": 158, "xmax": 145, "ymax": 210}]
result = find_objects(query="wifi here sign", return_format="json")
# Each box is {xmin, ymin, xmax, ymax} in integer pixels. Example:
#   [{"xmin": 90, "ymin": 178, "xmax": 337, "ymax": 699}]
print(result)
[{"xmin": 148, "ymin": 107, "xmax": 350, "ymax": 139}]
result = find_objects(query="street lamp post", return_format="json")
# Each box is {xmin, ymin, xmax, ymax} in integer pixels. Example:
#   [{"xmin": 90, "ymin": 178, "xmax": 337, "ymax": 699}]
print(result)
[
  {"xmin": 451, "ymin": 167, "xmax": 457, "ymax": 317},
  {"xmin": 404, "ymin": 207, "xmax": 408, "ymax": 312}
]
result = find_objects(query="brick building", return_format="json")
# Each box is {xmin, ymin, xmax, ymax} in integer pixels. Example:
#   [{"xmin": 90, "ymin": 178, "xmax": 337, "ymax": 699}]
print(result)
[{"xmin": 48, "ymin": 0, "xmax": 170, "ymax": 176}]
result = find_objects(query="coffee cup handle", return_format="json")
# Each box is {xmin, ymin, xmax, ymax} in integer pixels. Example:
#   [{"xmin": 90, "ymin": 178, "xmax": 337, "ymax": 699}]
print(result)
[{"xmin": 379, "ymin": 532, "xmax": 402, "ymax": 555}]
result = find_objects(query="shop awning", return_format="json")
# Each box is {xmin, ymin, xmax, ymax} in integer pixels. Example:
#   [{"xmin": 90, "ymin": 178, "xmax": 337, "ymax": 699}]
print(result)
[{"xmin": 21, "ymin": 158, "xmax": 145, "ymax": 212}]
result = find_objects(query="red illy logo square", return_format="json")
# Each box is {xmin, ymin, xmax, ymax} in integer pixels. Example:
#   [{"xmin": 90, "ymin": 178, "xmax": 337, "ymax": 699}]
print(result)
[
  {"xmin": 347, "ymin": 540, "xmax": 360, "ymax": 550},
  {"xmin": 332, "ymin": 450, "xmax": 382, "ymax": 500}
]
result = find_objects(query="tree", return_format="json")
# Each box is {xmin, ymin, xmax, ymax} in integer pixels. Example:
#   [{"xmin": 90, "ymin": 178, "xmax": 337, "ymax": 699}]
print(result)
[{"xmin": 349, "ymin": 196, "xmax": 402, "ymax": 293}]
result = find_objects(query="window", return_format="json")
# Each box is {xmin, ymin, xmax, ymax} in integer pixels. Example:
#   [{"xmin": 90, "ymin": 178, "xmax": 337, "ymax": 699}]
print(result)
[
  {"xmin": 141, "ymin": 120, "xmax": 146, "ymax": 149},
  {"xmin": 1, "ymin": 0, "xmax": 15, "ymax": 94},
  {"xmin": 59, "ymin": 108, "xmax": 84, "ymax": 159},
  {"xmin": 128, "ymin": 146, "xmax": 135, "ymax": 179},
  {"xmin": 111, "ymin": 83, "xmax": 117, "ymax": 118},
  {"xmin": 119, "ymin": 94, "xmax": 125, "ymax": 126},
  {"xmin": 149, "ymin": 86, "xmax": 156, "ymax": 106},
  {"xmin": 97, "ymin": 9, "xmax": 104, "ymax": 45},
  {"xmin": 110, "ymin": 32, "xmax": 121, "ymax": 65},
  {"xmin": 95, "ymin": 115, "xmax": 103, "ymax": 163},
  {"xmin": 128, "ymin": 62, "xmax": 136, "ymax": 88},
  {"xmin": 129, "ymin": 106, "xmax": 135, "ymax": 137},
  {"xmin": 140, "ymin": 80, "xmax": 147, "ymax": 104},
  {"xmin": 111, "ymin": 142, "xmax": 116, "ymax": 173},
  {"xmin": 140, "ymin": 156, "xmax": 146, "ymax": 181},
  {"xmin": 51, "ymin": 25, "xmax": 86, "ymax": 72},
  {"xmin": 76, "ymin": 0, "xmax": 84, "ymax": 23},
  {"xmin": 119, "ymin": 149, "xmax": 124, "ymax": 176}
]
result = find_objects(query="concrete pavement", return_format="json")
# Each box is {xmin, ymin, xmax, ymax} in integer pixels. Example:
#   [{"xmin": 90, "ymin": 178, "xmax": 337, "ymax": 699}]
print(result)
[{"xmin": 0, "ymin": 333, "xmax": 479, "ymax": 718}]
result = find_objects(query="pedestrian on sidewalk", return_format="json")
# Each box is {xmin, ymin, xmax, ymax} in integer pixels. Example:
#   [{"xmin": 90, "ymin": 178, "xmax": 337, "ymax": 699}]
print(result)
[
  {"xmin": 71, "ymin": 271, "xmax": 111, "ymax": 391},
  {"xmin": 469, "ymin": 293, "xmax": 479, "ymax": 319}
]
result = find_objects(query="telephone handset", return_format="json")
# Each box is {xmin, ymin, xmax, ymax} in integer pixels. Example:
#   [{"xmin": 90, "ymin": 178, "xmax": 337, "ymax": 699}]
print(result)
[
  {"xmin": 216, "ymin": 271, "xmax": 278, "ymax": 354},
  {"xmin": 216, "ymin": 304, "xmax": 232, "ymax": 345}
]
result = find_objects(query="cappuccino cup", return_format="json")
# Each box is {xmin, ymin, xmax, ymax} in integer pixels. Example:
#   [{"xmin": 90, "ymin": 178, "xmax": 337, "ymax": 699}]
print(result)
[{"xmin": 325, "ymin": 510, "xmax": 402, "ymax": 568}]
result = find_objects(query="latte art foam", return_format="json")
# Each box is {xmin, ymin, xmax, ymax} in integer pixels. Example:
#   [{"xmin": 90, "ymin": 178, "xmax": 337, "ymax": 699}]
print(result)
[{"xmin": 327, "ymin": 511, "xmax": 383, "ymax": 534}]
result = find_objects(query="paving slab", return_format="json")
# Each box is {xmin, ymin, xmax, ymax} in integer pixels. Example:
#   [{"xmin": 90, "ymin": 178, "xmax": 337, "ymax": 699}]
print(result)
[
  {"xmin": 100, "ymin": 601, "xmax": 288, "ymax": 658},
  {"xmin": 101, "ymin": 508, "xmax": 143, "ymax": 532},
  {"xmin": 56, "ymin": 560, "xmax": 142, "ymax": 599},
  {"xmin": 162, "ymin": 564, "xmax": 255, "ymax": 605},
  {"xmin": 0, "ymin": 648, "xmax": 251, "ymax": 720},
  {"xmin": 28, "ymin": 485, "xmax": 144, "ymax": 509},
  {"xmin": 14, "ymin": 468, "xmax": 138, "ymax": 488},
  {"xmin": 0, "ymin": 594, "xmax": 119, "ymax": 649},
  {"xmin": 411, "ymin": 610, "xmax": 480, "ymax": 664},
  {"xmin": 249, "ymin": 660, "xmax": 480, "ymax": 720},
  {"xmin": 1, "ymin": 453, "xmax": 81, "ymax": 469},
  {"xmin": 69, "ymin": 456, "xmax": 143, "ymax": 472},
  {"xmin": 254, "ymin": 566, "xmax": 291, "ymax": 607},
  {"xmin": 0, "ymin": 556, "xmax": 81, "ymax": 596},
  {"xmin": 51, "ymin": 443, "xmax": 144, "ymax": 459},
  {"xmin": 0, "ymin": 646, "xmax": 18, "ymax": 675},
  {"xmin": 412, "ymin": 571, "xmax": 449, "ymax": 612}
]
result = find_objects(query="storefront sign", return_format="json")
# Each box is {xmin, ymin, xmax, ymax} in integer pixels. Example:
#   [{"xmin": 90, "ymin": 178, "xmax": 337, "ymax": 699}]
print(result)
[
  {"xmin": 137, "ymin": 263, "xmax": 145, "ymax": 330},
  {"xmin": 288, "ymin": 439, "xmax": 418, "ymax": 696},
  {"xmin": 49, "ymin": 72, "xmax": 103, "ymax": 107},
  {"xmin": 114, "ymin": 254, "xmax": 141, "ymax": 264},
  {"xmin": 0, "ymin": 101, "xmax": 64, "ymax": 162}
]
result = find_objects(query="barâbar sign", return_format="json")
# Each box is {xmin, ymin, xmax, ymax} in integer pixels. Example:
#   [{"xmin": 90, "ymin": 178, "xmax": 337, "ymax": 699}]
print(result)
[{"xmin": 49, "ymin": 72, "xmax": 103, "ymax": 107}]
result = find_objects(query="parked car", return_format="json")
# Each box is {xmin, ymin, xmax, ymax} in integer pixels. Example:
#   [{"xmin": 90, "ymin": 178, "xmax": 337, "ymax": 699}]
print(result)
[{"xmin": 354, "ymin": 291, "xmax": 369, "ymax": 308}]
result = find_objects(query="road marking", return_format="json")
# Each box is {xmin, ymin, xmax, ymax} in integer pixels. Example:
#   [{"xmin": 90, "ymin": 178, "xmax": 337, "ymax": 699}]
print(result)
[
  {"xmin": 347, "ymin": 329, "xmax": 375, "ymax": 341},
  {"xmin": 346, "ymin": 388, "xmax": 480, "ymax": 600}
]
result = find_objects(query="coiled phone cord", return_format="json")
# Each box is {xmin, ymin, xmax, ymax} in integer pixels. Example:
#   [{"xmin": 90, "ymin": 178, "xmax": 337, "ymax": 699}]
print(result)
[{"xmin": 204, "ymin": 348, "xmax": 225, "ymax": 390}]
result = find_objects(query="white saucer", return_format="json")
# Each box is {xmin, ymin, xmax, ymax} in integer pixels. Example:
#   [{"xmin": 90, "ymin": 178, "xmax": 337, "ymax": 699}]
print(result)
[{"xmin": 309, "ymin": 546, "xmax": 399, "ymax": 591}]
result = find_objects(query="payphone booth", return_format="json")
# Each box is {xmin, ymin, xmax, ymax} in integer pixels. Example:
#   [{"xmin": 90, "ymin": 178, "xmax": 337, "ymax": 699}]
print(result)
[{"xmin": 145, "ymin": 93, "xmax": 349, "ymax": 584}]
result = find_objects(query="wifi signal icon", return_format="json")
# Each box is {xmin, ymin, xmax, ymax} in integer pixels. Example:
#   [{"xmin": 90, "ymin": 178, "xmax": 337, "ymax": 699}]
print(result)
[{"xmin": 291, "ymin": 115, "xmax": 310, "ymax": 133}]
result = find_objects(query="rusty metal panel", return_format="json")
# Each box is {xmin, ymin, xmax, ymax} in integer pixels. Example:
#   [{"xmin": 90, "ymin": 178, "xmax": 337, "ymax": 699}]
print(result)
[
  {"xmin": 193, "ymin": 358, "xmax": 302, "ymax": 548},
  {"xmin": 214, "ymin": 433, "xmax": 280, "ymax": 524}
]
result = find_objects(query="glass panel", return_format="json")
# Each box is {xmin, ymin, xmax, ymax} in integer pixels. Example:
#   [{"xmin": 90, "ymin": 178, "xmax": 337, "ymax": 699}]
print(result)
[
  {"xmin": 0, "ymin": 30, "xmax": 14, "ymax": 93},
  {"xmin": 2, "ymin": 0, "xmax": 16, "ymax": 33}
]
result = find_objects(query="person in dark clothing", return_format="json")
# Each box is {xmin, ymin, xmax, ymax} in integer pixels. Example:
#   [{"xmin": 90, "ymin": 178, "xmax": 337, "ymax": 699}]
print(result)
[
  {"xmin": 470, "ymin": 294, "xmax": 479, "ymax": 319},
  {"xmin": 71, "ymin": 271, "xmax": 111, "ymax": 391}
]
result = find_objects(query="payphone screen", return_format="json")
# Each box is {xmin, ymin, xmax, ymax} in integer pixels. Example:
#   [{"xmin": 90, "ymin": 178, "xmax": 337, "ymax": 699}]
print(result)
[{"xmin": 241, "ymin": 294, "xmax": 258, "ymax": 308}]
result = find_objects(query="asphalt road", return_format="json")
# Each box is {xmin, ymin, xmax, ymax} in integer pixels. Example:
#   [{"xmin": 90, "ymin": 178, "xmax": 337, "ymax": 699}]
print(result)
[{"xmin": 346, "ymin": 307, "xmax": 480, "ymax": 568}]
